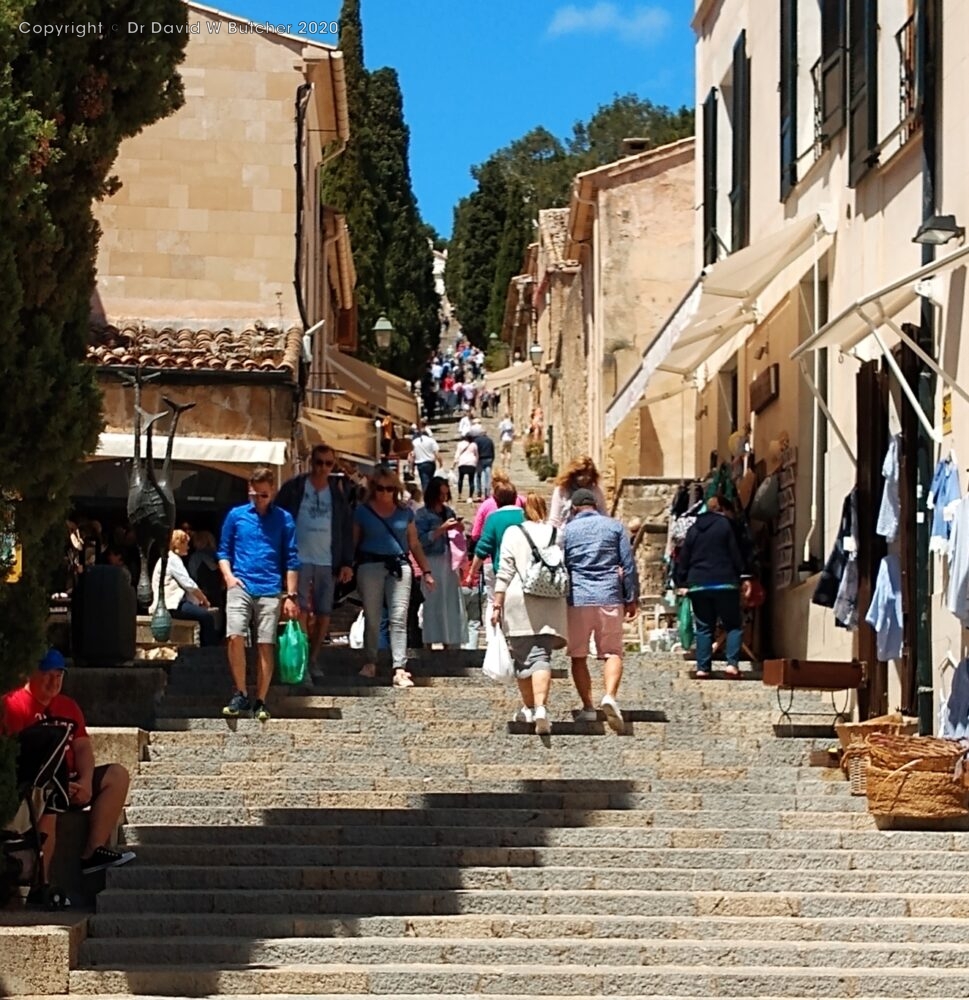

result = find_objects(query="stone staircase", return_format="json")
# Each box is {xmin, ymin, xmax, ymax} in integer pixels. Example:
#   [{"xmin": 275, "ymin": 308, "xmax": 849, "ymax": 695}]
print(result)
[{"xmin": 62, "ymin": 646, "xmax": 969, "ymax": 999}]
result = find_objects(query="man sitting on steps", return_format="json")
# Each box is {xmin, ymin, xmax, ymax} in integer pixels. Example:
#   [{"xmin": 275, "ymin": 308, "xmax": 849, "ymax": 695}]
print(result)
[{"xmin": 1, "ymin": 649, "xmax": 135, "ymax": 887}]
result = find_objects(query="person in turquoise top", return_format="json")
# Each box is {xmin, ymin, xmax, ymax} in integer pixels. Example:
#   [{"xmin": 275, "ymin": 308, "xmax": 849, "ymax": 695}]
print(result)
[{"xmin": 467, "ymin": 481, "xmax": 525, "ymax": 579}]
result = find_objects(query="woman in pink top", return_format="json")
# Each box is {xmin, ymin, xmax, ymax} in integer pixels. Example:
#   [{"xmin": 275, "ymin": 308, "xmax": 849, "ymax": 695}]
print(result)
[{"xmin": 470, "ymin": 469, "xmax": 525, "ymax": 544}]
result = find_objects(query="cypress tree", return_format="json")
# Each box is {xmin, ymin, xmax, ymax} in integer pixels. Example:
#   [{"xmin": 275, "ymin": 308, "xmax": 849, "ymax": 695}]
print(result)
[
  {"xmin": 0, "ymin": 1, "xmax": 187, "ymax": 824},
  {"xmin": 368, "ymin": 67, "xmax": 438, "ymax": 377},
  {"xmin": 486, "ymin": 179, "xmax": 532, "ymax": 339}
]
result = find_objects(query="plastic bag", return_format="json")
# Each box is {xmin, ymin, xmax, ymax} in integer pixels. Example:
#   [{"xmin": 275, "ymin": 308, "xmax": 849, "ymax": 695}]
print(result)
[
  {"xmin": 482, "ymin": 628, "xmax": 514, "ymax": 681},
  {"xmin": 277, "ymin": 620, "xmax": 308, "ymax": 684},
  {"xmin": 677, "ymin": 595, "xmax": 695, "ymax": 651}
]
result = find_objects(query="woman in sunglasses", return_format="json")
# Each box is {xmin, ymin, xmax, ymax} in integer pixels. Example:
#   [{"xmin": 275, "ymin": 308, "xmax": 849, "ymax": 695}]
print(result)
[{"xmin": 353, "ymin": 468, "xmax": 435, "ymax": 687}]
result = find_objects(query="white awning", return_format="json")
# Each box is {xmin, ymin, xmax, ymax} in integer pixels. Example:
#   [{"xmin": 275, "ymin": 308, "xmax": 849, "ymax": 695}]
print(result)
[
  {"xmin": 95, "ymin": 433, "xmax": 288, "ymax": 466},
  {"xmin": 485, "ymin": 362, "xmax": 534, "ymax": 390},
  {"xmin": 299, "ymin": 408, "xmax": 377, "ymax": 459},
  {"xmin": 790, "ymin": 242, "xmax": 969, "ymax": 359},
  {"xmin": 325, "ymin": 349, "xmax": 419, "ymax": 426},
  {"xmin": 605, "ymin": 214, "xmax": 830, "ymax": 437}
]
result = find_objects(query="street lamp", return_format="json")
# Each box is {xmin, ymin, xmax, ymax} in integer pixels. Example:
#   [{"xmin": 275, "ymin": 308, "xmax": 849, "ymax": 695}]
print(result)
[
  {"xmin": 912, "ymin": 214, "xmax": 965, "ymax": 246},
  {"xmin": 373, "ymin": 315, "xmax": 394, "ymax": 351},
  {"xmin": 528, "ymin": 340, "xmax": 544, "ymax": 369}
]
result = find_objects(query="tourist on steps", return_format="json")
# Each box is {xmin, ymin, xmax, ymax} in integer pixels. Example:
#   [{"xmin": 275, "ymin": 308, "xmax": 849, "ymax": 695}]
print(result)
[
  {"xmin": 548, "ymin": 456, "xmax": 608, "ymax": 528},
  {"xmin": 415, "ymin": 477, "xmax": 468, "ymax": 650}
]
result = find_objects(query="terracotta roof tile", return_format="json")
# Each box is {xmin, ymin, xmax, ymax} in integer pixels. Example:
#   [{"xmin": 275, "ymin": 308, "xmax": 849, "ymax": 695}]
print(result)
[{"xmin": 88, "ymin": 323, "xmax": 304, "ymax": 376}]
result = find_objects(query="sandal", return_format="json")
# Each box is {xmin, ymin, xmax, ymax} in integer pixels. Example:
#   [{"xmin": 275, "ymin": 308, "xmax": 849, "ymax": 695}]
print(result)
[
  {"xmin": 724, "ymin": 666, "xmax": 741, "ymax": 679},
  {"xmin": 392, "ymin": 671, "xmax": 414, "ymax": 688},
  {"xmin": 358, "ymin": 663, "xmax": 377, "ymax": 679}
]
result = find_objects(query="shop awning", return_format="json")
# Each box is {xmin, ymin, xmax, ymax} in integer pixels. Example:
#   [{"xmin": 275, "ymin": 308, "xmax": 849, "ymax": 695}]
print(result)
[
  {"xmin": 95, "ymin": 432, "xmax": 288, "ymax": 466},
  {"xmin": 299, "ymin": 407, "xmax": 378, "ymax": 460},
  {"xmin": 790, "ymin": 242, "xmax": 969, "ymax": 448},
  {"xmin": 326, "ymin": 349, "xmax": 418, "ymax": 426},
  {"xmin": 484, "ymin": 362, "xmax": 535, "ymax": 390},
  {"xmin": 605, "ymin": 214, "xmax": 831, "ymax": 437}
]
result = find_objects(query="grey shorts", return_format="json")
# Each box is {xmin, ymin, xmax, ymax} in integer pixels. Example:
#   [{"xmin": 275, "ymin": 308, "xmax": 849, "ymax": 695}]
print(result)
[
  {"xmin": 225, "ymin": 586, "xmax": 281, "ymax": 645},
  {"xmin": 507, "ymin": 635, "xmax": 557, "ymax": 679},
  {"xmin": 298, "ymin": 564, "xmax": 335, "ymax": 616}
]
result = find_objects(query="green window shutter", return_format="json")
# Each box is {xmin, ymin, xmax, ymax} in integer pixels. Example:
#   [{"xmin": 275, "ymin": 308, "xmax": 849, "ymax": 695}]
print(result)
[
  {"xmin": 820, "ymin": 0, "xmax": 847, "ymax": 139},
  {"xmin": 730, "ymin": 30, "xmax": 751, "ymax": 252},
  {"xmin": 848, "ymin": 0, "xmax": 879, "ymax": 186},
  {"xmin": 702, "ymin": 87, "xmax": 719, "ymax": 265},
  {"xmin": 780, "ymin": 0, "xmax": 798, "ymax": 200}
]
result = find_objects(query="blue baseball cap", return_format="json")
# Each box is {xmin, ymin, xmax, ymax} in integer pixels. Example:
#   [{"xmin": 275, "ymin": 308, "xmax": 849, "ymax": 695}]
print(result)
[{"xmin": 38, "ymin": 649, "xmax": 67, "ymax": 672}]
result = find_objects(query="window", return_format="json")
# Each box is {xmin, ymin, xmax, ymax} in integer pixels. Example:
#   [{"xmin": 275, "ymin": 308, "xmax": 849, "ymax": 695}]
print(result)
[
  {"xmin": 848, "ymin": 0, "xmax": 878, "ymax": 186},
  {"xmin": 730, "ymin": 31, "xmax": 751, "ymax": 252},
  {"xmin": 702, "ymin": 87, "xmax": 719, "ymax": 265},
  {"xmin": 820, "ymin": 0, "xmax": 847, "ymax": 139},
  {"xmin": 779, "ymin": 0, "xmax": 798, "ymax": 199}
]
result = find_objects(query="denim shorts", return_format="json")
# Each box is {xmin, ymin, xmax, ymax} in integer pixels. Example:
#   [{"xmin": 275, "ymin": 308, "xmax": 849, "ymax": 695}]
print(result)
[
  {"xmin": 298, "ymin": 564, "xmax": 335, "ymax": 615},
  {"xmin": 225, "ymin": 586, "xmax": 281, "ymax": 644}
]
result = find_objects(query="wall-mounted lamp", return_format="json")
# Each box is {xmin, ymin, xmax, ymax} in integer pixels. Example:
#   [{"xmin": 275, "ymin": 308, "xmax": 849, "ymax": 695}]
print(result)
[
  {"xmin": 913, "ymin": 214, "xmax": 966, "ymax": 246},
  {"xmin": 373, "ymin": 315, "xmax": 394, "ymax": 350},
  {"xmin": 528, "ymin": 341, "xmax": 544, "ymax": 368}
]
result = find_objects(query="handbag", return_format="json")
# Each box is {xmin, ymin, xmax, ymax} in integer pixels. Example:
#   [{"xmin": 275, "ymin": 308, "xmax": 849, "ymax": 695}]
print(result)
[
  {"xmin": 749, "ymin": 474, "xmax": 780, "ymax": 522},
  {"xmin": 515, "ymin": 524, "xmax": 569, "ymax": 598}
]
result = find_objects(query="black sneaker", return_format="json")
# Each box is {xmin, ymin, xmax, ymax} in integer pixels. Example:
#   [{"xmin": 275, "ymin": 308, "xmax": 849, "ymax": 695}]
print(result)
[
  {"xmin": 80, "ymin": 846, "xmax": 136, "ymax": 875},
  {"xmin": 222, "ymin": 691, "xmax": 251, "ymax": 717},
  {"xmin": 252, "ymin": 699, "xmax": 271, "ymax": 722},
  {"xmin": 26, "ymin": 884, "xmax": 72, "ymax": 910}
]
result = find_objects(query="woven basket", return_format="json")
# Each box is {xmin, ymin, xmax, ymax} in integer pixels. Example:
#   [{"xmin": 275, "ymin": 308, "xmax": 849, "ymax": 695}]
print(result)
[
  {"xmin": 865, "ymin": 734, "xmax": 969, "ymax": 819},
  {"xmin": 842, "ymin": 744, "xmax": 870, "ymax": 796},
  {"xmin": 834, "ymin": 713, "xmax": 918, "ymax": 750}
]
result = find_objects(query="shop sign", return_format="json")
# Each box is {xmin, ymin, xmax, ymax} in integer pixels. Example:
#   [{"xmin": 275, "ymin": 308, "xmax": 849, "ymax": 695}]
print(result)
[{"xmin": 943, "ymin": 390, "xmax": 953, "ymax": 436}]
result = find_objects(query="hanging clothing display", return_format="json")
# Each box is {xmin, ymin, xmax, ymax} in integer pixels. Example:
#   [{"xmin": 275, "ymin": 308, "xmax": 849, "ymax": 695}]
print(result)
[
  {"xmin": 946, "ymin": 497, "xmax": 969, "ymax": 626},
  {"xmin": 939, "ymin": 659, "xmax": 969, "ymax": 740},
  {"xmin": 832, "ymin": 490, "xmax": 860, "ymax": 630},
  {"xmin": 864, "ymin": 553, "xmax": 903, "ymax": 661},
  {"xmin": 927, "ymin": 453, "xmax": 962, "ymax": 554},
  {"xmin": 875, "ymin": 434, "xmax": 901, "ymax": 543},
  {"xmin": 812, "ymin": 490, "xmax": 857, "ymax": 622}
]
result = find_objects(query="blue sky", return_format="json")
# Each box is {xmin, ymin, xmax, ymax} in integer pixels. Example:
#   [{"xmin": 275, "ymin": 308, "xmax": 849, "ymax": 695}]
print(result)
[{"xmin": 215, "ymin": 1, "xmax": 697, "ymax": 236}]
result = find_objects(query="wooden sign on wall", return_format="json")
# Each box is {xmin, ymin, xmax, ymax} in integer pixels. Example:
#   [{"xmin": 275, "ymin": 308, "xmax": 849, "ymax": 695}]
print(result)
[{"xmin": 750, "ymin": 364, "xmax": 779, "ymax": 414}]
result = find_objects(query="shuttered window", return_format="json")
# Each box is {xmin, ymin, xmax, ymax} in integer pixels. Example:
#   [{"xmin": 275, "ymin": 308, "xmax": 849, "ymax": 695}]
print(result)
[
  {"xmin": 702, "ymin": 87, "xmax": 719, "ymax": 265},
  {"xmin": 820, "ymin": 0, "xmax": 847, "ymax": 139},
  {"xmin": 730, "ymin": 31, "xmax": 751, "ymax": 252},
  {"xmin": 848, "ymin": 0, "xmax": 878, "ymax": 186},
  {"xmin": 779, "ymin": 0, "xmax": 797, "ymax": 200}
]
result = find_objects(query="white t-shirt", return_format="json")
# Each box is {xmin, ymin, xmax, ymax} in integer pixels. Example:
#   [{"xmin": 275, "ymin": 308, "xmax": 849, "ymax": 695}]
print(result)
[
  {"xmin": 411, "ymin": 433, "xmax": 439, "ymax": 464},
  {"xmin": 498, "ymin": 419, "xmax": 514, "ymax": 443},
  {"xmin": 295, "ymin": 480, "xmax": 333, "ymax": 566}
]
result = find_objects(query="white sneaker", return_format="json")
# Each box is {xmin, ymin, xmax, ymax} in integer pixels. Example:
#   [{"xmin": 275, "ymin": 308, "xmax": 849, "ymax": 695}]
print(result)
[
  {"xmin": 574, "ymin": 708, "xmax": 598, "ymax": 722},
  {"xmin": 533, "ymin": 705, "xmax": 551, "ymax": 735},
  {"xmin": 513, "ymin": 706, "xmax": 534, "ymax": 723},
  {"xmin": 600, "ymin": 695, "xmax": 624, "ymax": 733}
]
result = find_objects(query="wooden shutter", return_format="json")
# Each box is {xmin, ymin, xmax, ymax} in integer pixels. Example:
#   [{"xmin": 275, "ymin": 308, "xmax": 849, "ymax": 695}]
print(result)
[
  {"xmin": 779, "ymin": 0, "xmax": 797, "ymax": 200},
  {"xmin": 820, "ymin": 0, "xmax": 847, "ymax": 138},
  {"xmin": 702, "ymin": 87, "xmax": 719, "ymax": 266},
  {"xmin": 730, "ymin": 31, "xmax": 751, "ymax": 252},
  {"xmin": 848, "ymin": 0, "xmax": 879, "ymax": 186}
]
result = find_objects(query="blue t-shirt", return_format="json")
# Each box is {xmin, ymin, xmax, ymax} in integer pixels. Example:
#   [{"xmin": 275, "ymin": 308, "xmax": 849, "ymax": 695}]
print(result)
[
  {"xmin": 295, "ymin": 480, "xmax": 333, "ymax": 566},
  {"xmin": 354, "ymin": 504, "xmax": 414, "ymax": 556}
]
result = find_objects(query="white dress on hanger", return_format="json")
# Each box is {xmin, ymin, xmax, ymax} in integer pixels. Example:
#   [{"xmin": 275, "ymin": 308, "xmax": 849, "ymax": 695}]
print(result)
[{"xmin": 875, "ymin": 434, "xmax": 901, "ymax": 543}]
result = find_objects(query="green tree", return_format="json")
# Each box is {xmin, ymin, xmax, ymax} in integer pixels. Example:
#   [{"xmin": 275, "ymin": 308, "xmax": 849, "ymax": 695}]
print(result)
[
  {"xmin": 368, "ymin": 67, "xmax": 438, "ymax": 376},
  {"xmin": 320, "ymin": 0, "xmax": 382, "ymax": 357},
  {"xmin": 0, "ymin": 1, "xmax": 187, "ymax": 824},
  {"xmin": 486, "ymin": 179, "xmax": 532, "ymax": 339}
]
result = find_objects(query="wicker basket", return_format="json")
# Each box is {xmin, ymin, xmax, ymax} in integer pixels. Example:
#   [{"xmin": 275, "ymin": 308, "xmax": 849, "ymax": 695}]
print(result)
[
  {"xmin": 834, "ymin": 713, "xmax": 918, "ymax": 750},
  {"xmin": 842, "ymin": 744, "xmax": 870, "ymax": 795},
  {"xmin": 865, "ymin": 734, "xmax": 969, "ymax": 819}
]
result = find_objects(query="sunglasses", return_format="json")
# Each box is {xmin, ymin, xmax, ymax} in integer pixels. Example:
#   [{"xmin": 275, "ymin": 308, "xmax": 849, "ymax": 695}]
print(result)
[
  {"xmin": 248, "ymin": 491, "xmax": 271, "ymax": 500},
  {"xmin": 313, "ymin": 460, "xmax": 335, "ymax": 468},
  {"xmin": 374, "ymin": 485, "xmax": 396, "ymax": 494}
]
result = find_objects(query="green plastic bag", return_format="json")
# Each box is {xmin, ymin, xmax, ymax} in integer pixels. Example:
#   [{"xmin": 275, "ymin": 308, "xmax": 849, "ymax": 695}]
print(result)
[
  {"xmin": 677, "ymin": 595, "xmax": 695, "ymax": 651},
  {"xmin": 277, "ymin": 620, "xmax": 309, "ymax": 685}
]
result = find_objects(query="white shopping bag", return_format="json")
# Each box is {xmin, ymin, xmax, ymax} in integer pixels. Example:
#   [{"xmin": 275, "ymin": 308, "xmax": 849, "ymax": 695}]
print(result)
[
  {"xmin": 349, "ymin": 611, "xmax": 365, "ymax": 649},
  {"xmin": 482, "ymin": 628, "xmax": 514, "ymax": 681}
]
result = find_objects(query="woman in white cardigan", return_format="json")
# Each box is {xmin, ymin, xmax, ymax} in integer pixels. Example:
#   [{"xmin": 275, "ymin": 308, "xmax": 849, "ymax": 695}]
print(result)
[{"xmin": 491, "ymin": 492, "xmax": 568, "ymax": 734}]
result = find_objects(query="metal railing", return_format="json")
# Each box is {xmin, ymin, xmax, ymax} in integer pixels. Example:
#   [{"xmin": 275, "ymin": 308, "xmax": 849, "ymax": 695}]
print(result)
[{"xmin": 895, "ymin": 14, "xmax": 918, "ymax": 145}]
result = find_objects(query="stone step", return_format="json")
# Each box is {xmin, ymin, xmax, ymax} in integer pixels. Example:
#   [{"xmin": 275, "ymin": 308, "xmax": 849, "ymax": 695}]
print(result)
[
  {"xmin": 124, "ymin": 788, "xmax": 859, "ymax": 813},
  {"xmin": 117, "ymin": 823, "xmax": 958, "ymax": 851},
  {"xmin": 77, "ymin": 933, "xmax": 969, "ymax": 970},
  {"xmin": 84, "ymin": 911, "xmax": 969, "ymax": 944},
  {"xmin": 120, "ymin": 806, "xmax": 874, "ymax": 830},
  {"xmin": 99, "ymin": 864, "xmax": 969, "ymax": 894},
  {"xmin": 66, "ymin": 961, "xmax": 969, "ymax": 996},
  {"xmin": 113, "ymin": 843, "xmax": 969, "ymax": 873}
]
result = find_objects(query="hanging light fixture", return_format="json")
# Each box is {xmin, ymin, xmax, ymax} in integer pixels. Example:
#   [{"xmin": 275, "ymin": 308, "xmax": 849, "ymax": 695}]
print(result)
[{"xmin": 373, "ymin": 315, "xmax": 394, "ymax": 350}]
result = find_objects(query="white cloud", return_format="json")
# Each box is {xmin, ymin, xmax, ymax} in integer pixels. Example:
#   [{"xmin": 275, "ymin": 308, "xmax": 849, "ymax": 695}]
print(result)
[{"xmin": 546, "ymin": 3, "xmax": 672, "ymax": 46}]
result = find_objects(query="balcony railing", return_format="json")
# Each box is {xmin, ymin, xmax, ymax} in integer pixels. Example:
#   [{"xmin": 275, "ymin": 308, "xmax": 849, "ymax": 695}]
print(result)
[
  {"xmin": 895, "ymin": 14, "xmax": 919, "ymax": 145},
  {"xmin": 810, "ymin": 57, "xmax": 825, "ymax": 160}
]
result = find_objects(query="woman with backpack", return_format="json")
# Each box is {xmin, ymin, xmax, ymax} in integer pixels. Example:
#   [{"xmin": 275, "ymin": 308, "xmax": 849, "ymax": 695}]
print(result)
[{"xmin": 491, "ymin": 492, "xmax": 568, "ymax": 735}]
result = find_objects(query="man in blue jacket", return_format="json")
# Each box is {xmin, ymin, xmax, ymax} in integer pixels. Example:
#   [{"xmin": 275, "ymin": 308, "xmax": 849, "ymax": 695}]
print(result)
[
  {"xmin": 276, "ymin": 443, "xmax": 355, "ymax": 661},
  {"xmin": 217, "ymin": 467, "xmax": 300, "ymax": 721}
]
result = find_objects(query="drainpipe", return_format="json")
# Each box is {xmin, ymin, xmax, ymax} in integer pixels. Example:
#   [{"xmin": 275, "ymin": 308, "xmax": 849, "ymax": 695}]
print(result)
[
  {"xmin": 801, "ymin": 228, "xmax": 822, "ymax": 569},
  {"xmin": 572, "ymin": 183, "xmax": 602, "ymax": 463},
  {"xmin": 914, "ymin": 0, "xmax": 938, "ymax": 734}
]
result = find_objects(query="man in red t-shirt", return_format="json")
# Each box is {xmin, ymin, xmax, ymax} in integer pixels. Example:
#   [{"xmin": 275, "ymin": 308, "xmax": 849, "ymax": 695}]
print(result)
[{"xmin": 2, "ymin": 650, "xmax": 135, "ymax": 878}]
